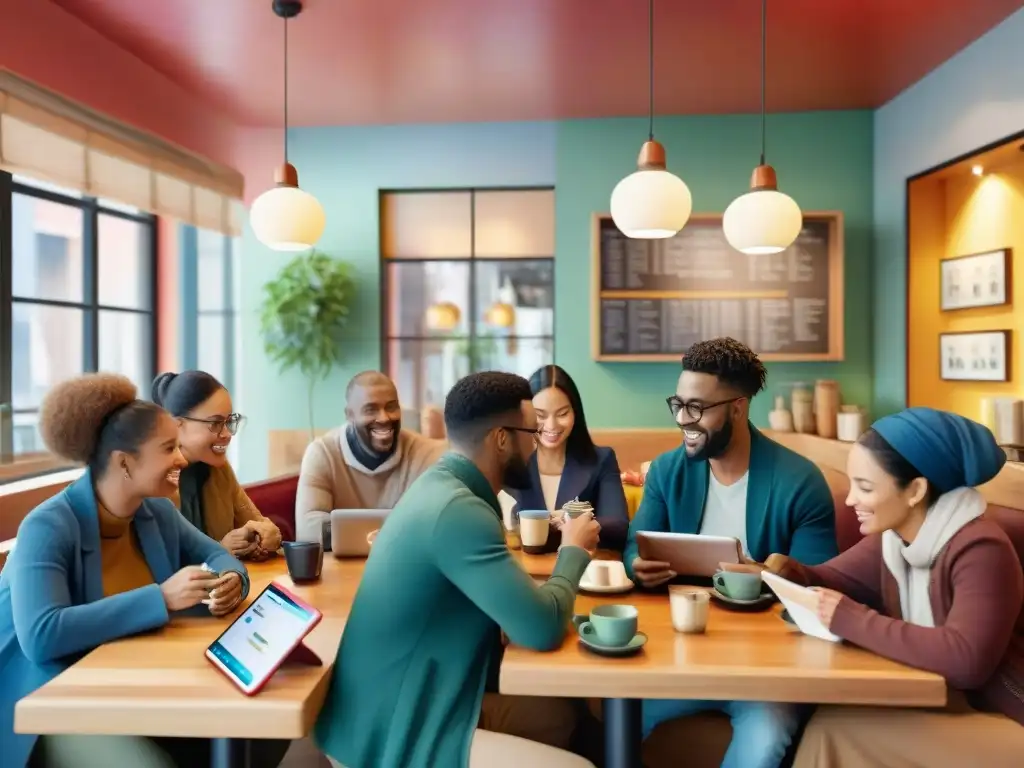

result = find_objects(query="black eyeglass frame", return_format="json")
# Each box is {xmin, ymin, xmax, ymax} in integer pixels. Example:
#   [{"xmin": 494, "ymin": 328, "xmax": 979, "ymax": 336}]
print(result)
[
  {"xmin": 181, "ymin": 413, "xmax": 247, "ymax": 436},
  {"xmin": 665, "ymin": 396, "xmax": 744, "ymax": 423}
]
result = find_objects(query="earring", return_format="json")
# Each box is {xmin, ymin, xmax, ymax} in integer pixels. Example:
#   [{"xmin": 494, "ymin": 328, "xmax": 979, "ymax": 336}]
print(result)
[{"xmin": 122, "ymin": 464, "xmax": 130, "ymax": 481}]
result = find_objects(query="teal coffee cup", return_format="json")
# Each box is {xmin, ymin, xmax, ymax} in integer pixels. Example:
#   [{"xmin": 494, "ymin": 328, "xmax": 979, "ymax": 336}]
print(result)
[
  {"xmin": 578, "ymin": 604, "xmax": 638, "ymax": 647},
  {"xmin": 713, "ymin": 569, "xmax": 762, "ymax": 601}
]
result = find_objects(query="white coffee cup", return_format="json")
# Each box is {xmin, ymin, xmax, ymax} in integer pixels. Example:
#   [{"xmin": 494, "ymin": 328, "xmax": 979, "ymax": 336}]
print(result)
[
  {"xmin": 584, "ymin": 560, "xmax": 629, "ymax": 588},
  {"xmin": 669, "ymin": 586, "xmax": 710, "ymax": 633},
  {"xmin": 518, "ymin": 509, "xmax": 550, "ymax": 550}
]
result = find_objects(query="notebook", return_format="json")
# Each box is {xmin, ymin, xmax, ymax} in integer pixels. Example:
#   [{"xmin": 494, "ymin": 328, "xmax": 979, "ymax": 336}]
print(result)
[{"xmin": 762, "ymin": 571, "xmax": 842, "ymax": 643}]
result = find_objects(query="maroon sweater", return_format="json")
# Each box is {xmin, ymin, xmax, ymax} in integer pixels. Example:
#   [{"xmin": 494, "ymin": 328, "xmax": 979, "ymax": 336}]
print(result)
[{"xmin": 779, "ymin": 518, "xmax": 1024, "ymax": 726}]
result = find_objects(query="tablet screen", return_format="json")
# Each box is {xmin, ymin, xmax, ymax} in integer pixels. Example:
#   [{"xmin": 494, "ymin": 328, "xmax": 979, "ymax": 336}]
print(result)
[{"xmin": 207, "ymin": 583, "xmax": 319, "ymax": 692}]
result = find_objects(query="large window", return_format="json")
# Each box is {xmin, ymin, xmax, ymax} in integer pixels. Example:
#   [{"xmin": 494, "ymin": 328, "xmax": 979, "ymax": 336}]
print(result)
[
  {"xmin": 0, "ymin": 172, "xmax": 157, "ymax": 480},
  {"xmin": 180, "ymin": 225, "xmax": 238, "ymax": 393},
  {"xmin": 381, "ymin": 188, "xmax": 555, "ymax": 410}
]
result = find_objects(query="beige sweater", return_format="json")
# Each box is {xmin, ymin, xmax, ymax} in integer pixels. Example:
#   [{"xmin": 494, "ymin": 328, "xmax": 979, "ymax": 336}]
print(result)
[{"xmin": 294, "ymin": 427, "xmax": 446, "ymax": 542}]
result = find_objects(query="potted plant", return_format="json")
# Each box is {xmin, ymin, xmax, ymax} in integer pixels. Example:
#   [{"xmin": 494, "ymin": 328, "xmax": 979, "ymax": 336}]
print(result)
[{"xmin": 259, "ymin": 249, "xmax": 355, "ymax": 439}]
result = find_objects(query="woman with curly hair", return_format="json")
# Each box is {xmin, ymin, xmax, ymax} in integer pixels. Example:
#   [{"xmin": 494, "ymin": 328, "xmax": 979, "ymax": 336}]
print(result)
[
  {"xmin": 152, "ymin": 370, "xmax": 282, "ymax": 558},
  {"xmin": 0, "ymin": 374, "xmax": 258, "ymax": 768}
]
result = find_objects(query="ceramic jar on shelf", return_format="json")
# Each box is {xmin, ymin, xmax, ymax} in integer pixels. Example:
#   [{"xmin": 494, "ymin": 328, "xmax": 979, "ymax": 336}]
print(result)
[{"xmin": 791, "ymin": 383, "xmax": 816, "ymax": 434}]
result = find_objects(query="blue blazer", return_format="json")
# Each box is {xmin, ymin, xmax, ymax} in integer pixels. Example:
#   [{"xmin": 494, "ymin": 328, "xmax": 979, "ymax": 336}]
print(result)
[
  {"xmin": 0, "ymin": 472, "xmax": 250, "ymax": 768},
  {"xmin": 508, "ymin": 446, "xmax": 630, "ymax": 550}
]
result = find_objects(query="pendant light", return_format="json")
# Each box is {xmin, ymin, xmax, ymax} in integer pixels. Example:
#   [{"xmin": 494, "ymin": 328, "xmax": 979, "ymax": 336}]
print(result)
[
  {"xmin": 250, "ymin": 0, "xmax": 326, "ymax": 252},
  {"xmin": 722, "ymin": 0, "xmax": 802, "ymax": 255},
  {"xmin": 610, "ymin": 0, "xmax": 692, "ymax": 239}
]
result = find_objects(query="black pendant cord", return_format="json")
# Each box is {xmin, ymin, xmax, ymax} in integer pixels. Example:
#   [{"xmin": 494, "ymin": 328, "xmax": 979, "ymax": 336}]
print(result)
[
  {"xmin": 648, "ymin": 0, "xmax": 654, "ymax": 141},
  {"xmin": 759, "ymin": 0, "xmax": 767, "ymax": 166},
  {"xmin": 283, "ymin": 15, "xmax": 290, "ymax": 165}
]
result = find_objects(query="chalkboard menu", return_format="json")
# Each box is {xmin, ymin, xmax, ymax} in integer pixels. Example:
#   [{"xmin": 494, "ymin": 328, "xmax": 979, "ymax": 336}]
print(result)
[{"xmin": 591, "ymin": 212, "xmax": 844, "ymax": 362}]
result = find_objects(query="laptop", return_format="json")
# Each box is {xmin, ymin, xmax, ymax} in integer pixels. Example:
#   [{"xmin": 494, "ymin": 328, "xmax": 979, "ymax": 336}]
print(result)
[{"xmin": 330, "ymin": 508, "xmax": 389, "ymax": 557}]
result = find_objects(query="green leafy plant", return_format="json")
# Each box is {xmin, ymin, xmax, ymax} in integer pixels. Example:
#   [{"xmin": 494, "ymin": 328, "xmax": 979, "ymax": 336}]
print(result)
[{"xmin": 259, "ymin": 250, "xmax": 355, "ymax": 437}]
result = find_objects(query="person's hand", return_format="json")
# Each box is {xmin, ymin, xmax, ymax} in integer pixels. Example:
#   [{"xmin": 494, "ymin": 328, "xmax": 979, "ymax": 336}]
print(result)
[
  {"xmin": 550, "ymin": 515, "xmax": 566, "ymax": 531},
  {"xmin": 245, "ymin": 518, "xmax": 282, "ymax": 552},
  {"xmin": 763, "ymin": 553, "xmax": 790, "ymax": 574},
  {"xmin": 560, "ymin": 511, "xmax": 601, "ymax": 552},
  {"xmin": 160, "ymin": 566, "xmax": 218, "ymax": 612},
  {"xmin": 811, "ymin": 587, "xmax": 845, "ymax": 629},
  {"xmin": 206, "ymin": 572, "xmax": 244, "ymax": 617},
  {"xmin": 631, "ymin": 557, "xmax": 676, "ymax": 588},
  {"xmin": 222, "ymin": 526, "xmax": 258, "ymax": 558}
]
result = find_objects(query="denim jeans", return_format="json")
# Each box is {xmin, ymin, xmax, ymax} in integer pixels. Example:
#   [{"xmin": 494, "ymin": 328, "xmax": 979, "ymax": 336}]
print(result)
[{"xmin": 643, "ymin": 699, "xmax": 805, "ymax": 768}]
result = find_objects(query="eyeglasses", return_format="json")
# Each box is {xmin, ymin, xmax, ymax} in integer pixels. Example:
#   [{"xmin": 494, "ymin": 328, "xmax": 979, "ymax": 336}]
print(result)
[
  {"xmin": 666, "ymin": 396, "xmax": 743, "ymax": 423},
  {"xmin": 502, "ymin": 426, "xmax": 541, "ymax": 442},
  {"xmin": 182, "ymin": 413, "xmax": 246, "ymax": 435}
]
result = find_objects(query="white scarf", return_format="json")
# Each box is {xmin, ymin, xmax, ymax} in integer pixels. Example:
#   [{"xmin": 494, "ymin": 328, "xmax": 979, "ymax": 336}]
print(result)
[{"xmin": 881, "ymin": 486, "xmax": 986, "ymax": 627}]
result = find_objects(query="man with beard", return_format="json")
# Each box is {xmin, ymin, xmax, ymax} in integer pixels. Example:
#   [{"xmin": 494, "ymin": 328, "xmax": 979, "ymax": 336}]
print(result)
[
  {"xmin": 625, "ymin": 337, "xmax": 837, "ymax": 768},
  {"xmin": 314, "ymin": 371, "xmax": 600, "ymax": 768},
  {"xmin": 294, "ymin": 371, "xmax": 445, "ymax": 542}
]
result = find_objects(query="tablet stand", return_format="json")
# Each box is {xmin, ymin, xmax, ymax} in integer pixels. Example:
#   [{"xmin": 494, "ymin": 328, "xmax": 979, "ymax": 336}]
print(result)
[{"xmin": 283, "ymin": 641, "xmax": 323, "ymax": 666}]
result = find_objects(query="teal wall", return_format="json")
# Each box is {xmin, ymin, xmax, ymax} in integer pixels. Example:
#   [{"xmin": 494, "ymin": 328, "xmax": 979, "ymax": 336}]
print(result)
[
  {"xmin": 555, "ymin": 111, "xmax": 875, "ymax": 430},
  {"xmin": 237, "ymin": 112, "xmax": 875, "ymax": 480},
  {"xmin": 872, "ymin": 8, "xmax": 1024, "ymax": 415},
  {"xmin": 236, "ymin": 121, "xmax": 557, "ymax": 480}
]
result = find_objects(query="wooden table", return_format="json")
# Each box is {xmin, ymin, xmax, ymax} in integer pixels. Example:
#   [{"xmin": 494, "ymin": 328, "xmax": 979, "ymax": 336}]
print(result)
[
  {"xmin": 14, "ymin": 559, "xmax": 359, "ymax": 768},
  {"xmin": 16, "ymin": 552, "xmax": 947, "ymax": 768},
  {"xmin": 503, "ymin": 550, "xmax": 947, "ymax": 768}
]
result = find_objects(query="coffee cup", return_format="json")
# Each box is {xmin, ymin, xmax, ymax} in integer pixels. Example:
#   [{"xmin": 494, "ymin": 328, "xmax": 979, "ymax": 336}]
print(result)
[
  {"xmin": 669, "ymin": 586, "xmax": 710, "ymax": 633},
  {"xmin": 577, "ymin": 604, "xmax": 638, "ymax": 647},
  {"xmin": 562, "ymin": 499, "xmax": 593, "ymax": 519},
  {"xmin": 283, "ymin": 541, "xmax": 324, "ymax": 583},
  {"xmin": 712, "ymin": 569, "xmax": 762, "ymax": 601},
  {"xmin": 519, "ymin": 509, "xmax": 550, "ymax": 553}
]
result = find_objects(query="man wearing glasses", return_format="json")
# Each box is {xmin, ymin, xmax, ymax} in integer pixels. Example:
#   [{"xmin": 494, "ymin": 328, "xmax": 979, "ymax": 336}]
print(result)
[{"xmin": 625, "ymin": 337, "xmax": 837, "ymax": 768}]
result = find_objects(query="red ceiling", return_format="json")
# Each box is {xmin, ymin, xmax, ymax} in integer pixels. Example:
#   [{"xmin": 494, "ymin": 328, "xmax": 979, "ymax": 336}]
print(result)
[{"xmin": 49, "ymin": 0, "xmax": 1023, "ymax": 127}]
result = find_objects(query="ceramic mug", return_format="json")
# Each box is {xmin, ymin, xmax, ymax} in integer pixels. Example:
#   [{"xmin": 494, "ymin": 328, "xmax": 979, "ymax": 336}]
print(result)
[
  {"xmin": 519, "ymin": 509, "xmax": 550, "ymax": 553},
  {"xmin": 577, "ymin": 604, "xmax": 638, "ymax": 647},
  {"xmin": 713, "ymin": 569, "xmax": 762, "ymax": 601}
]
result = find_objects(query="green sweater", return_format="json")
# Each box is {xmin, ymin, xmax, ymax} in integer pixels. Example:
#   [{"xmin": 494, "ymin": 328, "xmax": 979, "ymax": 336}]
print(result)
[
  {"xmin": 314, "ymin": 453, "xmax": 591, "ymax": 768},
  {"xmin": 624, "ymin": 424, "xmax": 838, "ymax": 574}
]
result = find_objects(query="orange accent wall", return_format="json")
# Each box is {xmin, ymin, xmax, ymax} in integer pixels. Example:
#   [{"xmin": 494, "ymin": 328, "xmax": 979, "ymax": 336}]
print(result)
[{"xmin": 907, "ymin": 155, "xmax": 1024, "ymax": 418}]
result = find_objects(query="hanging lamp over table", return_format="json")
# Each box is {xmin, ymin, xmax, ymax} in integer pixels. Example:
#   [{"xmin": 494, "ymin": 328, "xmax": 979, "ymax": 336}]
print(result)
[{"xmin": 250, "ymin": 0, "xmax": 326, "ymax": 252}]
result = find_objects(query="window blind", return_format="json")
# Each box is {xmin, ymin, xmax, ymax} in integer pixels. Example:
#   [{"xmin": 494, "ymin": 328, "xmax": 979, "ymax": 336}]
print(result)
[{"xmin": 0, "ymin": 71, "xmax": 244, "ymax": 235}]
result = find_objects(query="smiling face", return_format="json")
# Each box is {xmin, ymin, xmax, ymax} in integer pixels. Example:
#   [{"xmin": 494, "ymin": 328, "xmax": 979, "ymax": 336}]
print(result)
[
  {"xmin": 346, "ymin": 378, "xmax": 402, "ymax": 456},
  {"xmin": 674, "ymin": 371, "xmax": 744, "ymax": 461},
  {"xmin": 533, "ymin": 386, "xmax": 575, "ymax": 451},
  {"xmin": 176, "ymin": 387, "xmax": 235, "ymax": 467},
  {"xmin": 117, "ymin": 412, "xmax": 188, "ymax": 497},
  {"xmin": 846, "ymin": 442, "xmax": 929, "ymax": 537}
]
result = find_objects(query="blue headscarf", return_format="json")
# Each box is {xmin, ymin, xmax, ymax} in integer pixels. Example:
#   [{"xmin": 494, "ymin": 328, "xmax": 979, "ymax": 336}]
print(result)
[{"xmin": 871, "ymin": 407, "xmax": 1006, "ymax": 494}]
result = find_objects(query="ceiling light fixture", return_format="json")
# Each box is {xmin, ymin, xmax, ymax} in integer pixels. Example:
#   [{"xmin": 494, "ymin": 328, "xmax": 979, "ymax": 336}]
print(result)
[
  {"xmin": 609, "ymin": 0, "xmax": 692, "ymax": 239},
  {"xmin": 723, "ymin": 0, "xmax": 802, "ymax": 255},
  {"xmin": 250, "ymin": 0, "xmax": 326, "ymax": 252},
  {"xmin": 972, "ymin": 164, "xmax": 984, "ymax": 176}
]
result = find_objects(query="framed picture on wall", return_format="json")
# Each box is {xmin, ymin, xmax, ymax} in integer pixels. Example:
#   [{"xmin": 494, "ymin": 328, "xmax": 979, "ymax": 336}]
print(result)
[
  {"xmin": 940, "ymin": 249, "xmax": 1011, "ymax": 311},
  {"xmin": 939, "ymin": 330, "xmax": 1011, "ymax": 382}
]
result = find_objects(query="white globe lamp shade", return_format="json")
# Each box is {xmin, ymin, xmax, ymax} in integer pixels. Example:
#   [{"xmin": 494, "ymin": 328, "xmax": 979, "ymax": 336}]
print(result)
[
  {"xmin": 250, "ymin": 163, "xmax": 326, "ymax": 252},
  {"xmin": 610, "ymin": 140, "xmax": 692, "ymax": 239},
  {"xmin": 722, "ymin": 165, "xmax": 802, "ymax": 255}
]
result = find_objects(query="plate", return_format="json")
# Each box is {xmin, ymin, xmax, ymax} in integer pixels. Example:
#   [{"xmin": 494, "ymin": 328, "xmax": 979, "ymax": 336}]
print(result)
[
  {"xmin": 710, "ymin": 587, "xmax": 776, "ymax": 611},
  {"xmin": 578, "ymin": 577, "xmax": 635, "ymax": 594},
  {"xmin": 578, "ymin": 630, "xmax": 648, "ymax": 657}
]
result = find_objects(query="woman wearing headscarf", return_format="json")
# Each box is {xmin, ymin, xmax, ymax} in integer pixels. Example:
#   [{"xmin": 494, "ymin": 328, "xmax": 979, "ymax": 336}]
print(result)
[{"xmin": 766, "ymin": 408, "xmax": 1024, "ymax": 766}]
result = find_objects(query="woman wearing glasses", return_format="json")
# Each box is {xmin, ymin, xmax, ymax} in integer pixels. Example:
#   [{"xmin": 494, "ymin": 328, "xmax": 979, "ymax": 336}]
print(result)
[{"xmin": 152, "ymin": 371, "xmax": 282, "ymax": 560}]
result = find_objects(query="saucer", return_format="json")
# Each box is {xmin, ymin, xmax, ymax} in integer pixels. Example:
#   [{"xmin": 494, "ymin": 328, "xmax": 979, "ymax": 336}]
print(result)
[
  {"xmin": 579, "ymin": 577, "xmax": 635, "ymax": 595},
  {"xmin": 710, "ymin": 587, "xmax": 776, "ymax": 611},
  {"xmin": 578, "ymin": 630, "xmax": 648, "ymax": 657}
]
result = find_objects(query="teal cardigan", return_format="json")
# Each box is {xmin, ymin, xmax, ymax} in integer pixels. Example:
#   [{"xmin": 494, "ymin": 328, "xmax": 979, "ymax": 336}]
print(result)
[
  {"xmin": 0, "ymin": 472, "xmax": 249, "ymax": 768},
  {"xmin": 624, "ymin": 425, "xmax": 838, "ymax": 576},
  {"xmin": 315, "ymin": 453, "xmax": 590, "ymax": 768}
]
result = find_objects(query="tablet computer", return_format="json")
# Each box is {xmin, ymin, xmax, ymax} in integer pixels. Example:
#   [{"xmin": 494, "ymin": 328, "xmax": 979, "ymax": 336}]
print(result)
[
  {"xmin": 330, "ymin": 508, "xmax": 389, "ymax": 557},
  {"xmin": 762, "ymin": 572, "xmax": 841, "ymax": 643},
  {"xmin": 206, "ymin": 582, "xmax": 323, "ymax": 695},
  {"xmin": 636, "ymin": 531, "xmax": 742, "ymax": 577}
]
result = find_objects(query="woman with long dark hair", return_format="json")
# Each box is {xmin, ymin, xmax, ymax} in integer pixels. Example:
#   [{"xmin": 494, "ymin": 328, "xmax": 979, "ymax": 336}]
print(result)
[
  {"xmin": 152, "ymin": 371, "xmax": 282, "ymax": 559},
  {"xmin": 507, "ymin": 365, "xmax": 628, "ymax": 550}
]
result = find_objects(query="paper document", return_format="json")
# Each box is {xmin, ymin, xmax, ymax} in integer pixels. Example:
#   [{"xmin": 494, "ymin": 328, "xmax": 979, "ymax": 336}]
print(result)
[{"xmin": 762, "ymin": 571, "xmax": 842, "ymax": 643}]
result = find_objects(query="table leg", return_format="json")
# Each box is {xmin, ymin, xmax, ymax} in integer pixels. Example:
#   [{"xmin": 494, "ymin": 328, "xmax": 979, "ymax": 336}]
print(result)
[
  {"xmin": 603, "ymin": 698, "xmax": 642, "ymax": 768},
  {"xmin": 211, "ymin": 737, "xmax": 251, "ymax": 768}
]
